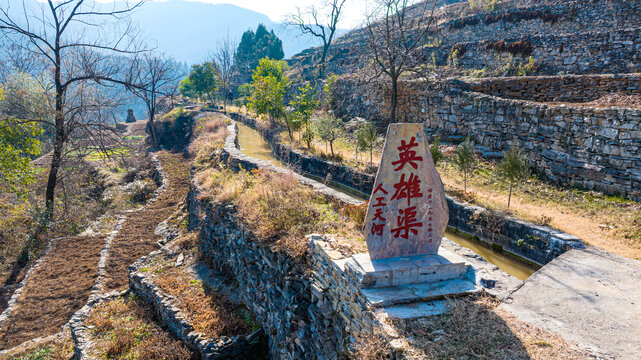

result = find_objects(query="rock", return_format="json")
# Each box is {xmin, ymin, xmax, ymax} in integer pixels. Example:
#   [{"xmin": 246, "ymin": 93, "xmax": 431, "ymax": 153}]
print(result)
[
  {"xmin": 176, "ymin": 253, "xmax": 184, "ymax": 267},
  {"xmin": 345, "ymin": 117, "xmax": 368, "ymax": 133}
]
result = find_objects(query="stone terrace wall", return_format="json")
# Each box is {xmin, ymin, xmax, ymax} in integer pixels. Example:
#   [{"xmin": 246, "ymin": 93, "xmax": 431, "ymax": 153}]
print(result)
[
  {"xmin": 188, "ymin": 192, "xmax": 350, "ymax": 360},
  {"xmin": 441, "ymin": 27, "xmax": 641, "ymax": 75},
  {"xmin": 442, "ymin": 0, "xmax": 641, "ymax": 45},
  {"xmin": 289, "ymin": 0, "xmax": 641, "ymax": 77},
  {"xmin": 465, "ymin": 73, "xmax": 641, "ymax": 102},
  {"xmin": 333, "ymin": 76, "xmax": 641, "ymax": 199}
]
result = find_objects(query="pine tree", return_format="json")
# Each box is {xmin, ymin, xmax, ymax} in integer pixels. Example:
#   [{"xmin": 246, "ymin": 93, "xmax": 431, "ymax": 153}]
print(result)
[
  {"xmin": 453, "ymin": 137, "xmax": 476, "ymax": 192},
  {"xmin": 496, "ymin": 146, "xmax": 530, "ymax": 208}
]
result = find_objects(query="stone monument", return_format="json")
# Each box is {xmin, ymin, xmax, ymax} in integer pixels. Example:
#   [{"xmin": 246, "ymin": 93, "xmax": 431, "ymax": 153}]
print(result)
[
  {"xmin": 343, "ymin": 123, "xmax": 478, "ymax": 312},
  {"xmin": 125, "ymin": 109, "xmax": 137, "ymax": 123},
  {"xmin": 363, "ymin": 123, "xmax": 449, "ymax": 259}
]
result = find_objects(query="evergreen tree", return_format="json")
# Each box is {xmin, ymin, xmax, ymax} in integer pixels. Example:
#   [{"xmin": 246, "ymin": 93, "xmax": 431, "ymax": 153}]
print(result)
[
  {"xmin": 235, "ymin": 24, "xmax": 285, "ymax": 77},
  {"xmin": 453, "ymin": 137, "xmax": 476, "ymax": 192},
  {"xmin": 314, "ymin": 114, "xmax": 343, "ymax": 157},
  {"xmin": 430, "ymin": 136, "xmax": 444, "ymax": 166},
  {"xmin": 356, "ymin": 123, "xmax": 378, "ymax": 166},
  {"xmin": 496, "ymin": 146, "xmax": 530, "ymax": 208}
]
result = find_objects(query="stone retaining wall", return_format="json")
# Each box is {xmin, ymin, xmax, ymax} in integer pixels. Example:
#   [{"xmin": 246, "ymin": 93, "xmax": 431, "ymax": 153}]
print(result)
[
  {"xmin": 289, "ymin": 0, "xmax": 641, "ymax": 77},
  {"xmin": 128, "ymin": 251, "xmax": 262, "ymax": 359},
  {"xmin": 443, "ymin": 0, "xmax": 641, "ymax": 44},
  {"xmin": 188, "ymin": 191, "xmax": 351, "ymax": 360},
  {"xmin": 439, "ymin": 27, "xmax": 641, "ymax": 75},
  {"xmin": 333, "ymin": 76, "xmax": 641, "ymax": 199},
  {"xmin": 466, "ymin": 73, "xmax": 641, "ymax": 102},
  {"xmin": 228, "ymin": 112, "xmax": 584, "ymax": 265}
]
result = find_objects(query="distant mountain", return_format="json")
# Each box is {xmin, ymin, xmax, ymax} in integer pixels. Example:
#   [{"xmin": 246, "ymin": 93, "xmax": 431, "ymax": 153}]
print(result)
[{"xmin": 130, "ymin": 0, "xmax": 346, "ymax": 65}]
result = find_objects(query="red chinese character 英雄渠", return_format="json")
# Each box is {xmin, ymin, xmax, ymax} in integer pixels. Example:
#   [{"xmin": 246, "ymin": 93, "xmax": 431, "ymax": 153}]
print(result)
[
  {"xmin": 391, "ymin": 137, "xmax": 423, "ymax": 171},
  {"xmin": 391, "ymin": 173, "xmax": 423, "ymax": 206},
  {"xmin": 391, "ymin": 206, "xmax": 423, "ymax": 239}
]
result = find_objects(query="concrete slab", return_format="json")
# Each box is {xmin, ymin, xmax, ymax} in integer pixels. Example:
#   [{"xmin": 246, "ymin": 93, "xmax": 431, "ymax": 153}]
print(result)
[
  {"xmin": 361, "ymin": 278, "xmax": 479, "ymax": 308},
  {"xmin": 440, "ymin": 237, "xmax": 524, "ymax": 300},
  {"xmin": 501, "ymin": 247, "xmax": 641, "ymax": 359}
]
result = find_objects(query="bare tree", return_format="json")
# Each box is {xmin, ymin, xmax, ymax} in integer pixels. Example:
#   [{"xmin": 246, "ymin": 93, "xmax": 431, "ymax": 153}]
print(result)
[
  {"xmin": 286, "ymin": 0, "xmax": 346, "ymax": 77},
  {"xmin": 0, "ymin": 0, "xmax": 145, "ymax": 220},
  {"xmin": 129, "ymin": 53, "xmax": 183, "ymax": 146},
  {"xmin": 211, "ymin": 33, "xmax": 236, "ymax": 113},
  {"xmin": 365, "ymin": 0, "xmax": 439, "ymax": 124}
]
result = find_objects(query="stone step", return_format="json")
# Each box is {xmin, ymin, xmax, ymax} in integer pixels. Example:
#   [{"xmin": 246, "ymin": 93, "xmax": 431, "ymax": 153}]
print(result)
[
  {"xmin": 374, "ymin": 300, "xmax": 450, "ymax": 319},
  {"xmin": 361, "ymin": 278, "xmax": 479, "ymax": 308},
  {"xmin": 345, "ymin": 248, "xmax": 472, "ymax": 288}
]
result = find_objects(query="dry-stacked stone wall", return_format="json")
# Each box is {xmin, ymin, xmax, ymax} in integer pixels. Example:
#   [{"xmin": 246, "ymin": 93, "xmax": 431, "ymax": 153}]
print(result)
[
  {"xmin": 128, "ymin": 251, "xmax": 263, "ymax": 359},
  {"xmin": 188, "ymin": 192, "xmax": 352, "ymax": 360},
  {"xmin": 443, "ymin": 0, "xmax": 641, "ymax": 44},
  {"xmin": 333, "ymin": 76, "xmax": 641, "ymax": 199},
  {"xmin": 466, "ymin": 73, "xmax": 641, "ymax": 102},
  {"xmin": 289, "ymin": 0, "xmax": 641, "ymax": 77},
  {"xmin": 437, "ymin": 28, "xmax": 641, "ymax": 75}
]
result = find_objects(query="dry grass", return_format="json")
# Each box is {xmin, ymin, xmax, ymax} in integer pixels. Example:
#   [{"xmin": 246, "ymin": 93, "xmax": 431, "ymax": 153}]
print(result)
[
  {"xmin": 149, "ymin": 262, "xmax": 254, "ymax": 339},
  {"xmin": 352, "ymin": 294, "xmax": 592, "ymax": 360},
  {"xmin": 437, "ymin": 156, "xmax": 641, "ymax": 260},
  {"xmin": 195, "ymin": 167, "xmax": 366, "ymax": 260},
  {"xmin": 0, "ymin": 328, "xmax": 74, "ymax": 360},
  {"xmin": 86, "ymin": 294, "xmax": 193, "ymax": 360},
  {"xmin": 281, "ymin": 129, "xmax": 383, "ymax": 173},
  {"xmin": 188, "ymin": 113, "xmax": 230, "ymax": 165}
]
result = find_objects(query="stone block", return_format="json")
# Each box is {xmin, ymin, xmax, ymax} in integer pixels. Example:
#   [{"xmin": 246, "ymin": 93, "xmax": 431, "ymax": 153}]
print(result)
[{"xmin": 344, "ymin": 248, "xmax": 470, "ymax": 289}]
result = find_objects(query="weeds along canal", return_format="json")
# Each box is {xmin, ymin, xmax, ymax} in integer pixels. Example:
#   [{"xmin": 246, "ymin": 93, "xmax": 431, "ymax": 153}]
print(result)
[{"xmin": 234, "ymin": 120, "xmax": 538, "ymax": 280}]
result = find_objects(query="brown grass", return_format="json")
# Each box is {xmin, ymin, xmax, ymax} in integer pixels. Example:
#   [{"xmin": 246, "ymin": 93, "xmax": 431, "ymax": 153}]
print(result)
[
  {"xmin": 188, "ymin": 113, "xmax": 230, "ymax": 165},
  {"xmin": 103, "ymin": 151, "xmax": 191, "ymax": 292},
  {"xmin": 86, "ymin": 294, "xmax": 193, "ymax": 360},
  {"xmin": 0, "ymin": 328, "xmax": 74, "ymax": 360},
  {"xmin": 0, "ymin": 234, "xmax": 106, "ymax": 350},
  {"xmin": 195, "ymin": 167, "xmax": 366, "ymax": 260},
  {"xmin": 438, "ymin": 158, "xmax": 641, "ymax": 260},
  {"xmin": 151, "ymin": 263, "xmax": 253, "ymax": 338},
  {"xmin": 353, "ymin": 294, "xmax": 592, "ymax": 359}
]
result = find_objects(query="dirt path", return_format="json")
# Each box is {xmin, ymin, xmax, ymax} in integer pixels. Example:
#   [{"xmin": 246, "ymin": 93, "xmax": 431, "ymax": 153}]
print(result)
[
  {"xmin": 440, "ymin": 175, "xmax": 641, "ymax": 260},
  {"xmin": 103, "ymin": 151, "xmax": 191, "ymax": 292},
  {"xmin": 0, "ymin": 235, "xmax": 106, "ymax": 350}
]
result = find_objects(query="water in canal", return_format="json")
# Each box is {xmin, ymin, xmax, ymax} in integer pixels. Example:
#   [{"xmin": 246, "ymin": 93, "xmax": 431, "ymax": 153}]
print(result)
[{"xmin": 234, "ymin": 121, "xmax": 538, "ymax": 280}]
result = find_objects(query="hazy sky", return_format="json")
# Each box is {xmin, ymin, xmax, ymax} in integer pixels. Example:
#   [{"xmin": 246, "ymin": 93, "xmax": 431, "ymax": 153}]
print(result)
[{"xmin": 147, "ymin": 0, "xmax": 369, "ymax": 29}]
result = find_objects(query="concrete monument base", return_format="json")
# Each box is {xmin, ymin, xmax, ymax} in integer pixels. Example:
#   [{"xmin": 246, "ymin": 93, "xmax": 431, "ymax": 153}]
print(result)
[
  {"xmin": 345, "ymin": 248, "xmax": 474, "ymax": 289},
  {"xmin": 344, "ymin": 246, "xmax": 480, "ymax": 317}
]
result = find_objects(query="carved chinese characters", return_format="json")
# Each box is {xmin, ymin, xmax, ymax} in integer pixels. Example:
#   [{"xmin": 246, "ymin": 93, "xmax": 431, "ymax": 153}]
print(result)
[{"xmin": 363, "ymin": 123, "xmax": 448, "ymax": 260}]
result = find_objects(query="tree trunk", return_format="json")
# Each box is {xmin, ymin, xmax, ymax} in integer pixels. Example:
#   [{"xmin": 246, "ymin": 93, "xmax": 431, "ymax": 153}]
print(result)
[
  {"xmin": 390, "ymin": 76, "xmax": 398, "ymax": 124},
  {"xmin": 370, "ymin": 146, "xmax": 373, "ymax": 166},
  {"xmin": 45, "ymin": 51, "xmax": 64, "ymax": 221},
  {"xmin": 319, "ymin": 43, "xmax": 329, "ymax": 78},
  {"xmin": 330, "ymin": 140, "xmax": 335, "ymax": 157},
  {"xmin": 464, "ymin": 170, "xmax": 467, "ymax": 192},
  {"xmin": 508, "ymin": 181, "xmax": 513, "ymax": 208},
  {"xmin": 284, "ymin": 113, "xmax": 293, "ymax": 141},
  {"xmin": 148, "ymin": 107, "xmax": 159, "ymax": 146}
]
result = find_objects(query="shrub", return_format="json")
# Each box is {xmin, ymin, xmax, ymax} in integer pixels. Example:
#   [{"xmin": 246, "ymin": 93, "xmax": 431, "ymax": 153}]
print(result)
[
  {"xmin": 430, "ymin": 136, "xmax": 444, "ymax": 166},
  {"xmin": 127, "ymin": 178, "xmax": 157, "ymax": 203},
  {"xmin": 453, "ymin": 137, "xmax": 476, "ymax": 192}
]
